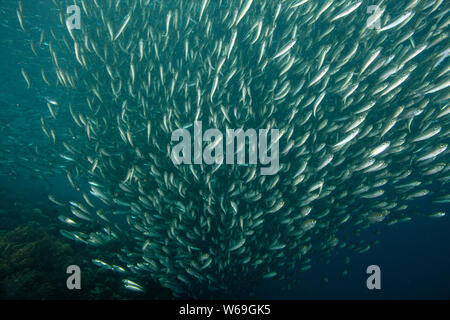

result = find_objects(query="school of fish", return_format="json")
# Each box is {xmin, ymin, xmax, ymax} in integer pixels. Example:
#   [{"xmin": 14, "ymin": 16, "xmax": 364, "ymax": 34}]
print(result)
[{"xmin": 13, "ymin": 0, "xmax": 450, "ymax": 298}]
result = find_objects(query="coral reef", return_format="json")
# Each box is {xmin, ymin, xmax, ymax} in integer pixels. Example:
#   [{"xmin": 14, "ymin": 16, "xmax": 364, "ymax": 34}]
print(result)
[
  {"xmin": 0, "ymin": 223, "xmax": 79, "ymax": 299},
  {"xmin": 0, "ymin": 208, "xmax": 173, "ymax": 299}
]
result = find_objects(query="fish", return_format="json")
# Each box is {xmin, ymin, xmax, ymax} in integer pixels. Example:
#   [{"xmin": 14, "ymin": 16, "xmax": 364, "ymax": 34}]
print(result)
[
  {"xmin": 330, "ymin": 1, "xmax": 362, "ymax": 22},
  {"xmin": 16, "ymin": 8, "xmax": 25, "ymax": 32},
  {"xmin": 378, "ymin": 11, "xmax": 413, "ymax": 32},
  {"xmin": 272, "ymin": 40, "xmax": 297, "ymax": 60},
  {"xmin": 114, "ymin": 13, "xmax": 132, "ymax": 41},
  {"xmin": 235, "ymin": 0, "xmax": 254, "ymax": 27},
  {"xmin": 9, "ymin": 0, "xmax": 449, "ymax": 299},
  {"xmin": 417, "ymin": 144, "xmax": 448, "ymax": 161},
  {"xmin": 20, "ymin": 68, "xmax": 30, "ymax": 88},
  {"xmin": 122, "ymin": 279, "xmax": 145, "ymax": 292}
]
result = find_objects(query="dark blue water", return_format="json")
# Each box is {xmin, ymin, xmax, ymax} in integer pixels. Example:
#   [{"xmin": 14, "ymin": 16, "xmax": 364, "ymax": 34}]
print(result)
[{"xmin": 256, "ymin": 213, "xmax": 450, "ymax": 299}]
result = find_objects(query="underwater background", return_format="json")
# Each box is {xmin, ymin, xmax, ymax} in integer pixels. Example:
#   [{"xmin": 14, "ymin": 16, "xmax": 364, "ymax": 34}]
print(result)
[{"xmin": 1, "ymin": 0, "xmax": 449, "ymax": 299}]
